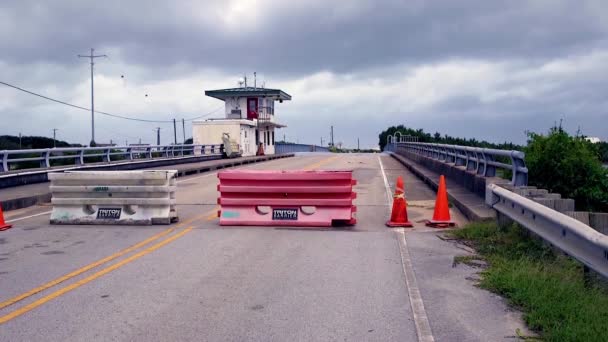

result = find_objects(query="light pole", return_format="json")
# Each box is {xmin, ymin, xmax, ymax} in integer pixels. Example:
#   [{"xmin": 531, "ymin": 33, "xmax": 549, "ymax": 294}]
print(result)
[
  {"xmin": 78, "ymin": 48, "xmax": 107, "ymax": 147},
  {"xmin": 52, "ymin": 128, "xmax": 58, "ymax": 148}
]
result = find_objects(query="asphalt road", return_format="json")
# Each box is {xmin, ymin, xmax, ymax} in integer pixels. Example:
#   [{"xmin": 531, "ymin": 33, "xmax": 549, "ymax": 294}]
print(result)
[{"xmin": 0, "ymin": 153, "xmax": 529, "ymax": 341}]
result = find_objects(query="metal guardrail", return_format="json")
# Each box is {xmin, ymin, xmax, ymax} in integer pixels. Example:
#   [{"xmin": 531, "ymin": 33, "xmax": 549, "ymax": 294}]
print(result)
[
  {"xmin": 487, "ymin": 184, "xmax": 608, "ymax": 278},
  {"xmin": 393, "ymin": 142, "xmax": 528, "ymax": 186},
  {"xmin": 0, "ymin": 144, "xmax": 223, "ymax": 172}
]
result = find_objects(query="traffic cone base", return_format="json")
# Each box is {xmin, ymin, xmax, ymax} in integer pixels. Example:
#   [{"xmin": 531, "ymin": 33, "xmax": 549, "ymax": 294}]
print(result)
[
  {"xmin": 425, "ymin": 220, "xmax": 455, "ymax": 228},
  {"xmin": 386, "ymin": 220, "xmax": 413, "ymax": 228},
  {"xmin": 385, "ymin": 176, "xmax": 414, "ymax": 228},
  {"xmin": 0, "ymin": 204, "xmax": 12, "ymax": 231},
  {"xmin": 426, "ymin": 175, "xmax": 456, "ymax": 229}
]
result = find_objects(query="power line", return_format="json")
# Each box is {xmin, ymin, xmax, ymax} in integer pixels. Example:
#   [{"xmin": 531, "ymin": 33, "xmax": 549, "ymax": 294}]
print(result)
[
  {"xmin": 0, "ymin": 80, "xmax": 222, "ymax": 123},
  {"xmin": 0, "ymin": 81, "xmax": 173, "ymax": 123}
]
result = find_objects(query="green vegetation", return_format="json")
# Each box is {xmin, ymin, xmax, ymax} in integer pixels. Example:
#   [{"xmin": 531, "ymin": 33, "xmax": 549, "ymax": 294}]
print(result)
[
  {"xmin": 597, "ymin": 141, "xmax": 608, "ymax": 164},
  {"xmin": 452, "ymin": 222, "xmax": 608, "ymax": 342},
  {"xmin": 0, "ymin": 135, "xmax": 77, "ymax": 150},
  {"xmin": 378, "ymin": 125, "xmax": 521, "ymax": 152},
  {"xmin": 525, "ymin": 126, "xmax": 608, "ymax": 212}
]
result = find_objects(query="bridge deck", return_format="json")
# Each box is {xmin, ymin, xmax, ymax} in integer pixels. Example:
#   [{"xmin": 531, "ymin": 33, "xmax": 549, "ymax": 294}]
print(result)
[
  {"xmin": 0, "ymin": 153, "xmax": 529, "ymax": 341},
  {"xmin": 0, "ymin": 154, "xmax": 291, "ymax": 211}
]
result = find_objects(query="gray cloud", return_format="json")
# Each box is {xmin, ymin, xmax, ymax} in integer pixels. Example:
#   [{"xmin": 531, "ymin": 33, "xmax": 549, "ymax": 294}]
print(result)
[{"xmin": 1, "ymin": 0, "xmax": 607, "ymax": 148}]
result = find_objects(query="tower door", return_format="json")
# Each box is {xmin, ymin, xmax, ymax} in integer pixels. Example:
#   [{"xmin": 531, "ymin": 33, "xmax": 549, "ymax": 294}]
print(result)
[{"xmin": 247, "ymin": 97, "xmax": 258, "ymax": 120}]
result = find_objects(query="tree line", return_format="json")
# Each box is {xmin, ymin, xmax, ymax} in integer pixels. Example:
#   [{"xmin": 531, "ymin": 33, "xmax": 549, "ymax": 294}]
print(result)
[
  {"xmin": 378, "ymin": 125, "xmax": 522, "ymax": 152},
  {"xmin": 379, "ymin": 125, "xmax": 608, "ymax": 212}
]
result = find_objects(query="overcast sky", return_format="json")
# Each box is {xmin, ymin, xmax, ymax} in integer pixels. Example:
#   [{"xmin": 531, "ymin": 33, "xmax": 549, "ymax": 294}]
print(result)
[{"xmin": 1, "ymin": 0, "xmax": 607, "ymax": 148}]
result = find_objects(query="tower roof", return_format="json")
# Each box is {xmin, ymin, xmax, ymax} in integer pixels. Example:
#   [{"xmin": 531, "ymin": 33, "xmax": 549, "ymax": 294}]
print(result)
[{"xmin": 205, "ymin": 87, "xmax": 292, "ymax": 101}]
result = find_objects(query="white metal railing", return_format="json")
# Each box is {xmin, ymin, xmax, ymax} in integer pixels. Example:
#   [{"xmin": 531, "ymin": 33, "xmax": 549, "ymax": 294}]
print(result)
[
  {"xmin": 393, "ymin": 142, "xmax": 528, "ymax": 186},
  {"xmin": 487, "ymin": 184, "xmax": 608, "ymax": 278},
  {"xmin": 0, "ymin": 144, "xmax": 223, "ymax": 173}
]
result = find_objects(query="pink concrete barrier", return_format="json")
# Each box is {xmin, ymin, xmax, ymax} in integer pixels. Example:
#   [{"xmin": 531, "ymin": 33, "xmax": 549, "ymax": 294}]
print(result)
[{"xmin": 217, "ymin": 170, "xmax": 357, "ymax": 227}]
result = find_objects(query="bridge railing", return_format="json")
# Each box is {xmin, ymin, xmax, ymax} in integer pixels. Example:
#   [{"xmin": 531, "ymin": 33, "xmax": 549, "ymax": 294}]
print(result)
[
  {"xmin": 0, "ymin": 144, "xmax": 223, "ymax": 173},
  {"xmin": 393, "ymin": 142, "xmax": 528, "ymax": 186}
]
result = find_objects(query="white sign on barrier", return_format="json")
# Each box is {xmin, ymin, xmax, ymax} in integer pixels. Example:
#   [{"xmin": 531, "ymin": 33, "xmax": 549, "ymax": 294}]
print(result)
[{"xmin": 49, "ymin": 170, "xmax": 178, "ymax": 225}]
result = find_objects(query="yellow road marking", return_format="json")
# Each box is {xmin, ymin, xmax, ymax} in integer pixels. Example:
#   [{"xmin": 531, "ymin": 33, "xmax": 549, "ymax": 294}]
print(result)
[
  {"xmin": 0, "ymin": 227, "xmax": 194, "ymax": 324},
  {"xmin": 0, "ymin": 228, "xmax": 174, "ymax": 310},
  {"xmin": 303, "ymin": 155, "xmax": 339, "ymax": 170},
  {"xmin": 0, "ymin": 209, "xmax": 214, "ymax": 311},
  {"xmin": 0, "ymin": 153, "xmax": 341, "ymax": 323}
]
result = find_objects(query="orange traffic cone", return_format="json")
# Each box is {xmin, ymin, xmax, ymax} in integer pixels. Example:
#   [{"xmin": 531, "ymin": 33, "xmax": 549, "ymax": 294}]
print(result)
[
  {"xmin": 386, "ymin": 176, "xmax": 413, "ymax": 227},
  {"xmin": 426, "ymin": 175, "xmax": 455, "ymax": 228},
  {"xmin": 0, "ymin": 204, "xmax": 12, "ymax": 231}
]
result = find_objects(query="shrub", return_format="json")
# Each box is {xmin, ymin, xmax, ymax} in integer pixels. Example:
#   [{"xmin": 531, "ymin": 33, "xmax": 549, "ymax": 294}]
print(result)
[{"xmin": 524, "ymin": 126, "xmax": 608, "ymax": 211}]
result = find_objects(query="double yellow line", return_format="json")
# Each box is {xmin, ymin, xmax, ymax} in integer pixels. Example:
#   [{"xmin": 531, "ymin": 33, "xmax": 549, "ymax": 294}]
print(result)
[
  {"xmin": 0, "ymin": 155, "xmax": 341, "ymax": 324},
  {"xmin": 0, "ymin": 208, "xmax": 217, "ymax": 324},
  {"xmin": 304, "ymin": 155, "xmax": 339, "ymax": 170}
]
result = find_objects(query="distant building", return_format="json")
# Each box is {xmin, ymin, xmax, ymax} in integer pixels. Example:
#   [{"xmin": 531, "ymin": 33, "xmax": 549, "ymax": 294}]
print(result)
[
  {"xmin": 193, "ymin": 85, "xmax": 291, "ymax": 156},
  {"xmin": 586, "ymin": 137, "xmax": 602, "ymax": 144}
]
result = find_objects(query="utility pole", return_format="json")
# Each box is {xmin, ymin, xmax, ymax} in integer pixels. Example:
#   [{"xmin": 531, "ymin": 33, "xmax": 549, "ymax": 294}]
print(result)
[
  {"xmin": 330, "ymin": 126, "xmax": 334, "ymax": 147},
  {"xmin": 321, "ymin": 137, "xmax": 324, "ymax": 146},
  {"xmin": 78, "ymin": 48, "xmax": 107, "ymax": 147},
  {"xmin": 182, "ymin": 118, "xmax": 186, "ymax": 144},
  {"xmin": 357, "ymin": 137, "xmax": 360, "ymax": 150},
  {"xmin": 173, "ymin": 118, "xmax": 177, "ymax": 144},
  {"xmin": 52, "ymin": 128, "xmax": 58, "ymax": 148},
  {"xmin": 156, "ymin": 127, "xmax": 161, "ymax": 146},
  {"xmin": 19, "ymin": 133, "xmax": 22, "ymax": 149}
]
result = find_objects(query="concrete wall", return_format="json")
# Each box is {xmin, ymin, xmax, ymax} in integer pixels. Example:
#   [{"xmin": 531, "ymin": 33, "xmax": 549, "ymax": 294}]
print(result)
[
  {"xmin": 275, "ymin": 143, "xmax": 330, "ymax": 154},
  {"xmin": 192, "ymin": 120, "xmax": 257, "ymax": 156},
  {"xmin": 224, "ymin": 97, "xmax": 248, "ymax": 118},
  {"xmin": 259, "ymin": 127, "xmax": 276, "ymax": 155}
]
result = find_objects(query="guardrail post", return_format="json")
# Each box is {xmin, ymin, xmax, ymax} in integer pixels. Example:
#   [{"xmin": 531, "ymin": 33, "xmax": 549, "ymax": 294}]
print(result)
[
  {"xmin": 476, "ymin": 151, "xmax": 484, "ymax": 175},
  {"xmin": 466, "ymin": 149, "xmax": 476, "ymax": 171},
  {"xmin": 454, "ymin": 148, "xmax": 465, "ymax": 167},
  {"xmin": 1, "ymin": 152, "xmax": 8, "ymax": 172},
  {"xmin": 445, "ymin": 146, "xmax": 456, "ymax": 164},
  {"xmin": 440, "ymin": 146, "xmax": 448, "ymax": 161},
  {"xmin": 75, "ymin": 149, "xmax": 85, "ymax": 165},
  {"xmin": 483, "ymin": 150, "xmax": 496, "ymax": 177},
  {"xmin": 103, "ymin": 148, "xmax": 111, "ymax": 162},
  {"xmin": 146, "ymin": 147, "xmax": 152, "ymax": 159},
  {"xmin": 164, "ymin": 146, "xmax": 170, "ymax": 158},
  {"xmin": 127, "ymin": 147, "xmax": 134, "ymax": 160},
  {"xmin": 511, "ymin": 152, "xmax": 528, "ymax": 186},
  {"xmin": 40, "ymin": 150, "xmax": 51, "ymax": 168}
]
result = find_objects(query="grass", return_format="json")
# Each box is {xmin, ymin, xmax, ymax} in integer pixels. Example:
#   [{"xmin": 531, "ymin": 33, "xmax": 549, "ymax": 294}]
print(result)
[{"xmin": 451, "ymin": 222, "xmax": 608, "ymax": 342}]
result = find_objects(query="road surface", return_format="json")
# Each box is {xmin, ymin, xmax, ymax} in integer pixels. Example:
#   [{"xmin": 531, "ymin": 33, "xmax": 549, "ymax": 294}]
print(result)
[{"xmin": 0, "ymin": 153, "xmax": 528, "ymax": 341}]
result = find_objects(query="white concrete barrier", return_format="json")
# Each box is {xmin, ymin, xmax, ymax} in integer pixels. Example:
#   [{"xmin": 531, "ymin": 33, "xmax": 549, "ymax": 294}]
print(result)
[{"xmin": 49, "ymin": 170, "xmax": 178, "ymax": 225}]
